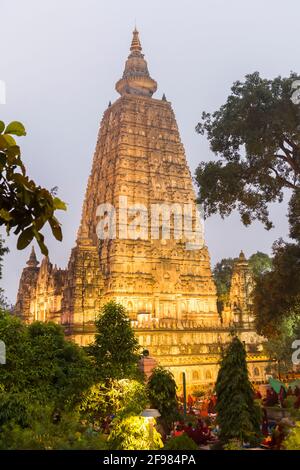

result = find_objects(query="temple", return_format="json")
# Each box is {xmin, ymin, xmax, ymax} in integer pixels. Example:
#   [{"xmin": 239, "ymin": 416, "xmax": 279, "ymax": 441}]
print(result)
[{"xmin": 14, "ymin": 29, "xmax": 269, "ymax": 391}]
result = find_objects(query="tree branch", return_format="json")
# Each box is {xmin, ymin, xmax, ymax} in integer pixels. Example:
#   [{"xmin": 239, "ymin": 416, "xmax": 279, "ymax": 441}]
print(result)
[
  {"xmin": 270, "ymin": 166, "xmax": 299, "ymax": 189},
  {"xmin": 279, "ymin": 142, "xmax": 300, "ymax": 174}
]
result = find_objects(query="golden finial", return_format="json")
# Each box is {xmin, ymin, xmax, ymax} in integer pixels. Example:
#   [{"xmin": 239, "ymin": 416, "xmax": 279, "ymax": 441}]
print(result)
[{"xmin": 130, "ymin": 27, "xmax": 142, "ymax": 52}]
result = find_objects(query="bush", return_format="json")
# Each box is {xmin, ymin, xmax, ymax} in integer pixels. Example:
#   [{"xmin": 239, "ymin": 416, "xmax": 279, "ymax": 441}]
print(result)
[
  {"xmin": 223, "ymin": 439, "xmax": 242, "ymax": 450},
  {"xmin": 147, "ymin": 366, "xmax": 179, "ymax": 430},
  {"xmin": 283, "ymin": 396, "xmax": 297, "ymax": 409},
  {"xmin": 107, "ymin": 415, "xmax": 163, "ymax": 450},
  {"xmin": 164, "ymin": 433, "xmax": 199, "ymax": 450},
  {"xmin": 283, "ymin": 421, "xmax": 300, "ymax": 450},
  {"xmin": 79, "ymin": 379, "xmax": 147, "ymax": 426},
  {"xmin": 0, "ymin": 406, "xmax": 106, "ymax": 450}
]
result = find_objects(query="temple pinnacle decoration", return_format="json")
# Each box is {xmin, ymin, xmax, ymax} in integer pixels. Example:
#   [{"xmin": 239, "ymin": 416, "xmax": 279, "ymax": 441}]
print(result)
[
  {"xmin": 14, "ymin": 28, "xmax": 269, "ymax": 391},
  {"xmin": 115, "ymin": 28, "xmax": 157, "ymax": 97}
]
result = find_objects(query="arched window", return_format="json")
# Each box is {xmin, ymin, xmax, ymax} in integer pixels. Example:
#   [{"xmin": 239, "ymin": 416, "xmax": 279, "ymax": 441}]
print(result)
[
  {"xmin": 205, "ymin": 370, "xmax": 212, "ymax": 380},
  {"xmin": 253, "ymin": 367, "xmax": 260, "ymax": 377},
  {"xmin": 192, "ymin": 371, "xmax": 199, "ymax": 381}
]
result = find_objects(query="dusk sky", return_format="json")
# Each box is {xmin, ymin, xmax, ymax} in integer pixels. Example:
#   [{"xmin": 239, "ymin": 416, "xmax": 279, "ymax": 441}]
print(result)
[{"xmin": 1, "ymin": 0, "xmax": 298, "ymax": 303}]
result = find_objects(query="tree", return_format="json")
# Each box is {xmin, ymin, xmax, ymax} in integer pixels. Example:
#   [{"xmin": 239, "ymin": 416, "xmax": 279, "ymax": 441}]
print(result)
[
  {"xmin": 215, "ymin": 336, "xmax": 261, "ymax": 446},
  {"xmin": 283, "ymin": 421, "xmax": 300, "ymax": 450},
  {"xmin": 213, "ymin": 257, "xmax": 235, "ymax": 300},
  {"xmin": 88, "ymin": 301, "xmax": 140, "ymax": 381},
  {"xmin": 0, "ymin": 235, "xmax": 9, "ymax": 309},
  {"xmin": 0, "ymin": 235, "xmax": 8, "ymax": 280},
  {"xmin": 248, "ymin": 251, "xmax": 273, "ymax": 278},
  {"xmin": 254, "ymin": 243, "xmax": 300, "ymax": 337},
  {"xmin": 254, "ymin": 189, "xmax": 300, "ymax": 336},
  {"xmin": 107, "ymin": 415, "xmax": 163, "ymax": 450},
  {"xmin": 262, "ymin": 309, "xmax": 300, "ymax": 375},
  {"xmin": 0, "ymin": 405, "xmax": 106, "ymax": 450},
  {"xmin": 0, "ymin": 120, "xmax": 66, "ymax": 255},
  {"xmin": 195, "ymin": 72, "xmax": 300, "ymax": 230},
  {"xmin": 79, "ymin": 379, "xmax": 147, "ymax": 426},
  {"xmin": 147, "ymin": 366, "xmax": 179, "ymax": 431},
  {"xmin": 0, "ymin": 313, "xmax": 93, "ymax": 413}
]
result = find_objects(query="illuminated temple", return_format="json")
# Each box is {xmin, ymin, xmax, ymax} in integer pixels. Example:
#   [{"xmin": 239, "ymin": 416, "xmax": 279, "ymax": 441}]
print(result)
[{"xmin": 15, "ymin": 29, "xmax": 270, "ymax": 390}]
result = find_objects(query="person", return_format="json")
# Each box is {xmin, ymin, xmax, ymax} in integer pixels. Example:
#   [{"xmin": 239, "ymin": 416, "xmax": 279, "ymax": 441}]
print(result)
[
  {"xmin": 174, "ymin": 425, "xmax": 184, "ymax": 437},
  {"xmin": 263, "ymin": 388, "xmax": 278, "ymax": 406},
  {"xmin": 255, "ymin": 389, "xmax": 262, "ymax": 399},
  {"xmin": 193, "ymin": 419, "xmax": 211, "ymax": 445},
  {"xmin": 279, "ymin": 386, "xmax": 287, "ymax": 408}
]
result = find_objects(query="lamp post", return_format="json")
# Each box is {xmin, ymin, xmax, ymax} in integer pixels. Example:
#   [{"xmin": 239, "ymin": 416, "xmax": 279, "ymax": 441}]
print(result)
[
  {"xmin": 182, "ymin": 372, "xmax": 187, "ymax": 418},
  {"xmin": 140, "ymin": 408, "xmax": 161, "ymax": 449}
]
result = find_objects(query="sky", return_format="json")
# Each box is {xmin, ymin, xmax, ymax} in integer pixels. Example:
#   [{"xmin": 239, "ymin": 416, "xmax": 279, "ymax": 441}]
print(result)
[{"xmin": 1, "ymin": 0, "xmax": 299, "ymax": 304}]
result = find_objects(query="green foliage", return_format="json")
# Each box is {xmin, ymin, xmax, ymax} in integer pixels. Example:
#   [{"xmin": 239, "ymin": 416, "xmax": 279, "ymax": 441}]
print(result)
[
  {"xmin": 289, "ymin": 189, "xmax": 300, "ymax": 242},
  {"xmin": 0, "ymin": 405, "xmax": 106, "ymax": 450},
  {"xmin": 283, "ymin": 421, "xmax": 300, "ymax": 450},
  {"xmin": 79, "ymin": 379, "xmax": 147, "ymax": 425},
  {"xmin": 254, "ymin": 189, "xmax": 300, "ymax": 335},
  {"xmin": 223, "ymin": 438, "xmax": 242, "ymax": 450},
  {"xmin": 107, "ymin": 415, "xmax": 163, "ymax": 450},
  {"xmin": 88, "ymin": 301, "xmax": 140, "ymax": 381},
  {"xmin": 195, "ymin": 72, "xmax": 300, "ymax": 229},
  {"xmin": 213, "ymin": 257, "xmax": 235, "ymax": 304},
  {"xmin": 262, "ymin": 310, "xmax": 300, "ymax": 372},
  {"xmin": 0, "ymin": 120, "xmax": 66, "ymax": 255},
  {"xmin": 0, "ymin": 313, "xmax": 93, "ymax": 408},
  {"xmin": 0, "ymin": 235, "xmax": 8, "ymax": 280},
  {"xmin": 164, "ymin": 433, "xmax": 199, "ymax": 450},
  {"xmin": 248, "ymin": 251, "xmax": 273, "ymax": 278},
  {"xmin": 0, "ymin": 235, "xmax": 9, "ymax": 309},
  {"xmin": 215, "ymin": 336, "xmax": 261, "ymax": 445},
  {"xmin": 147, "ymin": 366, "xmax": 179, "ymax": 429},
  {"xmin": 254, "ymin": 243, "xmax": 300, "ymax": 337},
  {"xmin": 283, "ymin": 396, "xmax": 298, "ymax": 410}
]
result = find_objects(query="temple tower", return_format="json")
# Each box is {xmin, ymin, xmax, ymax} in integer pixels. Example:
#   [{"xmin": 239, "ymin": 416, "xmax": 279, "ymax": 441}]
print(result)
[
  {"xmin": 14, "ymin": 29, "xmax": 270, "ymax": 390},
  {"xmin": 62, "ymin": 28, "xmax": 219, "ymax": 338}
]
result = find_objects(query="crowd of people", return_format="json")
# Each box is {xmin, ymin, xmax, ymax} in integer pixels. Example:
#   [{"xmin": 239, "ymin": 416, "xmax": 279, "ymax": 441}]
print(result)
[{"xmin": 169, "ymin": 382, "xmax": 300, "ymax": 449}]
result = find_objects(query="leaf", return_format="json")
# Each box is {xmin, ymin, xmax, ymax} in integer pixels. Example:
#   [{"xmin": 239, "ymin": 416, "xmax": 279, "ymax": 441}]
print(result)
[
  {"xmin": 49, "ymin": 217, "xmax": 63, "ymax": 241},
  {"xmin": 35, "ymin": 232, "xmax": 48, "ymax": 256},
  {"xmin": 6, "ymin": 145, "xmax": 20, "ymax": 158},
  {"xmin": 0, "ymin": 121, "xmax": 5, "ymax": 134},
  {"xmin": 4, "ymin": 121, "xmax": 26, "ymax": 137},
  {"xmin": 0, "ymin": 134, "xmax": 17, "ymax": 149},
  {"xmin": 0, "ymin": 152, "xmax": 6, "ymax": 166},
  {"xmin": 0, "ymin": 209, "xmax": 12, "ymax": 222},
  {"xmin": 53, "ymin": 197, "xmax": 67, "ymax": 211},
  {"xmin": 17, "ymin": 227, "xmax": 34, "ymax": 250}
]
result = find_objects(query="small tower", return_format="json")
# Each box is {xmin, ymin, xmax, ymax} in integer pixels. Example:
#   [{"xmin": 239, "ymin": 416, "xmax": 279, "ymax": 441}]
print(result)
[
  {"xmin": 229, "ymin": 251, "xmax": 254, "ymax": 325},
  {"xmin": 26, "ymin": 246, "xmax": 39, "ymax": 268},
  {"xmin": 14, "ymin": 246, "xmax": 40, "ymax": 322}
]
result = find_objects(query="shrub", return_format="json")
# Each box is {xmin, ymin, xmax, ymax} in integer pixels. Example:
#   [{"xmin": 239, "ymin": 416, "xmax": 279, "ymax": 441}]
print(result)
[
  {"xmin": 164, "ymin": 433, "xmax": 198, "ymax": 450},
  {"xmin": 107, "ymin": 415, "xmax": 163, "ymax": 450}
]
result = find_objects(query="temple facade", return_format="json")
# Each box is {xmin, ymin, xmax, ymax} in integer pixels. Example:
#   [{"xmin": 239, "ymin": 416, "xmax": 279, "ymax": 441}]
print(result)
[{"xmin": 14, "ymin": 29, "xmax": 270, "ymax": 391}]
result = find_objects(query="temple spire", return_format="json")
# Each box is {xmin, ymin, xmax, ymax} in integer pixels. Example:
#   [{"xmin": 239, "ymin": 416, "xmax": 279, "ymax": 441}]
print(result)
[
  {"xmin": 115, "ymin": 28, "xmax": 157, "ymax": 97},
  {"xmin": 26, "ymin": 246, "xmax": 39, "ymax": 268}
]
